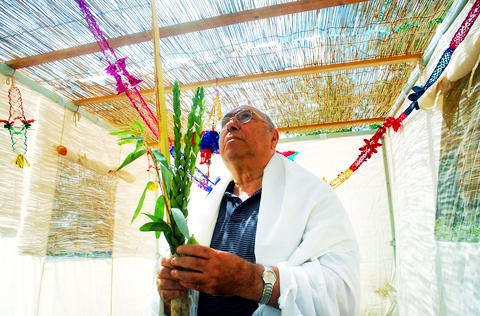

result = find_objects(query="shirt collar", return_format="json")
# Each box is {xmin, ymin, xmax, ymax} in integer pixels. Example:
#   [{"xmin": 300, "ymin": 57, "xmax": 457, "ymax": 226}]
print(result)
[{"xmin": 224, "ymin": 180, "xmax": 262, "ymax": 199}]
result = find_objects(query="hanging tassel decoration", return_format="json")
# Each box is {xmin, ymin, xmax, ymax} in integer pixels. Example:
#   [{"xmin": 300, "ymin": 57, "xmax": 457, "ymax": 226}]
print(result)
[
  {"xmin": 198, "ymin": 129, "xmax": 220, "ymax": 191},
  {"xmin": 199, "ymin": 130, "xmax": 219, "ymax": 165}
]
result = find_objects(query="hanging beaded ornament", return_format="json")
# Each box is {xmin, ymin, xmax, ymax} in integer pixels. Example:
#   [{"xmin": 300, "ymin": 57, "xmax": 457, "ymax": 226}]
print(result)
[{"xmin": 0, "ymin": 77, "xmax": 35, "ymax": 168}]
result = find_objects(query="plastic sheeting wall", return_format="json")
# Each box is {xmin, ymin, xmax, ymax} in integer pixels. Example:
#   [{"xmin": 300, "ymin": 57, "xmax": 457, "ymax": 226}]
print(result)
[
  {"xmin": 384, "ymin": 2, "xmax": 480, "ymax": 314},
  {"xmin": 0, "ymin": 74, "xmax": 159, "ymax": 315}
]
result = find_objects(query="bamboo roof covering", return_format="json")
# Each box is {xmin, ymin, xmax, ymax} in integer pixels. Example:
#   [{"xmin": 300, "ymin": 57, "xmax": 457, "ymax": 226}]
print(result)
[{"xmin": 0, "ymin": 0, "xmax": 455, "ymax": 143}]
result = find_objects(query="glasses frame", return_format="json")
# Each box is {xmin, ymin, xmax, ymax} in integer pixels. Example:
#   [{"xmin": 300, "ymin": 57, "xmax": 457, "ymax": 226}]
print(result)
[{"xmin": 216, "ymin": 109, "xmax": 267, "ymax": 132}]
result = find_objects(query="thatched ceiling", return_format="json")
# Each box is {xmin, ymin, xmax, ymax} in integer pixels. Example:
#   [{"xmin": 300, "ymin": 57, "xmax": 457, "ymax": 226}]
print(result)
[{"xmin": 0, "ymin": 0, "xmax": 454, "ymax": 143}]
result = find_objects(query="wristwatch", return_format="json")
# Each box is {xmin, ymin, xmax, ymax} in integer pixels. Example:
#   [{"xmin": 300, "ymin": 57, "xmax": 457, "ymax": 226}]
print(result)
[{"xmin": 259, "ymin": 266, "xmax": 277, "ymax": 305}]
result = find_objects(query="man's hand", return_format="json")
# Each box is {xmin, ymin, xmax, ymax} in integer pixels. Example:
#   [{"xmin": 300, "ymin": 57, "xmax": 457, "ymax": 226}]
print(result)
[
  {"xmin": 156, "ymin": 255, "xmax": 187, "ymax": 311},
  {"xmin": 170, "ymin": 244, "xmax": 264, "ymax": 301}
]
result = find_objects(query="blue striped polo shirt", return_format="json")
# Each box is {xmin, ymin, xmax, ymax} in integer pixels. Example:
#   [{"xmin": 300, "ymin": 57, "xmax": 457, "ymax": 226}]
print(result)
[{"xmin": 198, "ymin": 181, "xmax": 261, "ymax": 316}]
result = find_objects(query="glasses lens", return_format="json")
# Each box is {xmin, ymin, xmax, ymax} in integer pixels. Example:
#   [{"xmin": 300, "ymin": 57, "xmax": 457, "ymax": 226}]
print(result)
[
  {"xmin": 236, "ymin": 110, "xmax": 253, "ymax": 124},
  {"xmin": 217, "ymin": 110, "xmax": 255, "ymax": 131}
]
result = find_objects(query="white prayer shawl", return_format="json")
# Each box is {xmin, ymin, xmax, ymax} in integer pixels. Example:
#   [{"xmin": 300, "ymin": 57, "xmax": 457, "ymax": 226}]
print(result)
[{"xmin": 145, "ymin": 153, "xmax": 360, "ymax": 316}]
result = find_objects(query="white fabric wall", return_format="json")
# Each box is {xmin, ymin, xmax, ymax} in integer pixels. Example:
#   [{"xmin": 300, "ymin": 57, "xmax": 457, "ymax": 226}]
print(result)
[
  {"xmin": 384, "ymin": 108, "xmax": 442, "ymax": 315},
  {"xmin": 276, "ymin": 134, "xmax": 395, "ymax": 315},
  {"xmin": 384, "ymin": 2, "xmax": 480, "ymax": 315},
  {"xmin": 385, "ymin": 94, "xmax": 480, "ymax": 315}
]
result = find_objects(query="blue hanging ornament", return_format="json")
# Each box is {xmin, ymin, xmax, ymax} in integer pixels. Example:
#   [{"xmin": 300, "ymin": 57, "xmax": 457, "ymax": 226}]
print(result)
[{"xmin": 199, "ymin": 129, "xmax": 219, "ymax": 165}]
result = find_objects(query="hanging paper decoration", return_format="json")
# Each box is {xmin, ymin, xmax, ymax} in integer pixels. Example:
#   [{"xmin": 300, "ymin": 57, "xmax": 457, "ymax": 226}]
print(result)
[
  {"xmin": 328, "ymin": 0, "xmax": 480, "ymax": 189},
  {"xmin": 212, "ymin": 92, "xmax": 223, "ymax": 121},
  {"xmin": 0, "ymin": 78, "xmax": 35, "ymax": 168},
  {"xmin": 192, "ymin": 170, "xmax": 221, "ymax": 193},
  {"xmin": 277, "ymin": 150, "xmax": 299, "ymax": 161},
  {"xmin": 75, "ymin": 0, "xmax": 159, "ymax": 137},
  {"xmin": 206, "ymin": 79, "xmax": 223, "ymax": 126}
]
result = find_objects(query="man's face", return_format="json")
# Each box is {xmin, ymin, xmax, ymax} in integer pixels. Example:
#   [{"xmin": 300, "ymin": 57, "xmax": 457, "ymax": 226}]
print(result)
[{"xmin": 218, "ymin": 106, "xmax": 277, "ymax": 164}]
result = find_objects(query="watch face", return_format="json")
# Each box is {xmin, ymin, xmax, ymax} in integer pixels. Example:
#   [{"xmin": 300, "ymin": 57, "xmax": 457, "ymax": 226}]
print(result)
[{"xmin": 263, "ymin": 270, "xmax": 277, "ymax": 283}]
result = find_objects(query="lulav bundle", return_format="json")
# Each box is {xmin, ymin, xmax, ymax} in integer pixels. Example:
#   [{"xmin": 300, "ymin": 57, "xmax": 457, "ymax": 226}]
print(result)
[
  {"xmin": 169, "ymin": 82, "xmax": 205, "ymax": 250},
  {"xmin": 111, "ymin": 80, "xmax": 205, "ymax": 256}
]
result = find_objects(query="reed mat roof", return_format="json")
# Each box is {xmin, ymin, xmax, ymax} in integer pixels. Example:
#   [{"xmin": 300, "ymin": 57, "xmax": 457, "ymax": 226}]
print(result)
[{"xmin": 0, "ymin": 0, "xmax": 454, "ymax": 143}]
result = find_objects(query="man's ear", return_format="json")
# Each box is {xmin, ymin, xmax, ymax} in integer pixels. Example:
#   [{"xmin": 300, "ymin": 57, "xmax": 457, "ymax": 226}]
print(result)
[{"xmin": 271, "ymin": 129, "xmax": 279, "ymax": 148}]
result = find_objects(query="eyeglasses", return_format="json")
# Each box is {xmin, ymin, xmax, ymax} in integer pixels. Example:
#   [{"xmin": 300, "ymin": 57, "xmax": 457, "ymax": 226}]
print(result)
[{"xmin": 216, "ymin": 109, "xmax": 267, "ymax": 131}]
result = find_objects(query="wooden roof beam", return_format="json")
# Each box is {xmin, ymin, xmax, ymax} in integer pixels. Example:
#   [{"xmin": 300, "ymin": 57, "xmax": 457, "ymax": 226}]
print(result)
[
  {"xmin": 74, "ymin": 54, "xmax": 421, "ymax": 106},
  {"xmin": 145, "ymin": 117, "xmax": 385, "ymax": 146},
  {"xmin": 277, "ymin": 118, "xmax": 385, "ymax": 133},
  {"xmin": 6, "ymin": 0, "xmax": 365, "ymax": 69}
]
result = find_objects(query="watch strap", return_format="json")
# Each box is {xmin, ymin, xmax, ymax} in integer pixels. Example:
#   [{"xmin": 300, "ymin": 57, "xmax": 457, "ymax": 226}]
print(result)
[{"xmin": 259, "ymin": 266, "xmax": 276, "ymax": 305}]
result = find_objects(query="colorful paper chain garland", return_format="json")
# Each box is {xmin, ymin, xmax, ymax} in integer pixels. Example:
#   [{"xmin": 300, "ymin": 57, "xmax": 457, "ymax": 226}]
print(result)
[
  {"xmin": 75, "ymin": 0, "xmax": 159, "ymax": 137},
  {"xmin": 328, "ymin": 0, "xmax": 480, "ymax": 189},
  {"xmin": 0, "ymin": 78, "xmax": 35, "ymax": 168}
]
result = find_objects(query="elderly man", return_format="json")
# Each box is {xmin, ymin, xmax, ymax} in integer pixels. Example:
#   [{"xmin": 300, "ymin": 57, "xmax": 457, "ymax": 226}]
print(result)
[{"xmin": 145, "ymin": 106, "xmax": 360, "ymax": 315}]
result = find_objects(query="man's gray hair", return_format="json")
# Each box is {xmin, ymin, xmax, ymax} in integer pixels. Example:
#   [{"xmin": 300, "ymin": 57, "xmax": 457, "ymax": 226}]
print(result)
[{"xmin": 261, "ymin": 112, "xmax": 276, "ymax": 130}]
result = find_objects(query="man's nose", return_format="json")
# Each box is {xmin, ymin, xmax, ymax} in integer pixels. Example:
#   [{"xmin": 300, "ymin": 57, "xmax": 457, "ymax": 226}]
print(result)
[{"xmin": 225, "ymin": 119, "xmax": 239, "ymax": 131}]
